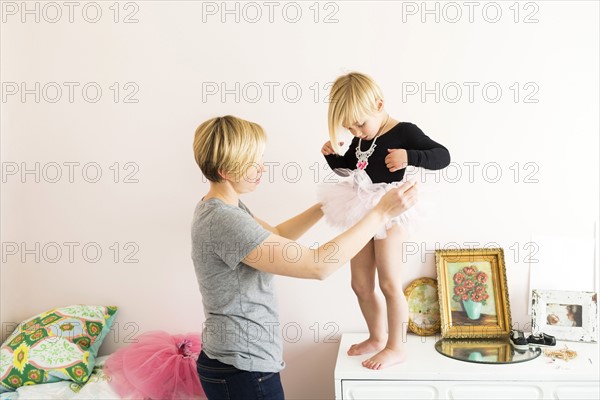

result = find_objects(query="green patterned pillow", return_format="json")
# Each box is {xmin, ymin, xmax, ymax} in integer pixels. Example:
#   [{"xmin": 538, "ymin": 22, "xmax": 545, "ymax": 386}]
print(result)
[{"xmin": 0, "ymin": 304, "xmax": 118, "ymax": 392}]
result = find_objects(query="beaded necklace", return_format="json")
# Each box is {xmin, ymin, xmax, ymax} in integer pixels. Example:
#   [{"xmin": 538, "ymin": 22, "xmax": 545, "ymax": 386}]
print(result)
[{"xmin": 355, "ymin": 113, "xmax": 390, "ymax": 171}]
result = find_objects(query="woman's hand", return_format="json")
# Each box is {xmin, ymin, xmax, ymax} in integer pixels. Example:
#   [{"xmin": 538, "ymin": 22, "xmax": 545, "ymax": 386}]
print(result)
[
  {"xmin": 385, "ymin": 148, "xmax": 408, "ymax": 172},
  {"xmin": 375, "ymin": 180, "xmax": 417, "ymax": 219},
  {"xmin": 321, "ymin": 141, "xmax": 343, "ymax": 156}
]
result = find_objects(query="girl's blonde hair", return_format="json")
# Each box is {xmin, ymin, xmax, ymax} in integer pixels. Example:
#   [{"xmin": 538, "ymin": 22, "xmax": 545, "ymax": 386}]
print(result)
[
  {"xmin": 328, "ymin": 72, "xmax": 384, "ymax": 154},
  {"xmin": 193, "ymin": 115, "xmax": 266, "ymax": 182}
]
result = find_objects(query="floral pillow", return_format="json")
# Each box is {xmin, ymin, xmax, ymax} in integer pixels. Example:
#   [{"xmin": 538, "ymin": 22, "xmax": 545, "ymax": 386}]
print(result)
[{"xmin": 0, "ymin": 304, "xmax": 118, "ymax": 392}]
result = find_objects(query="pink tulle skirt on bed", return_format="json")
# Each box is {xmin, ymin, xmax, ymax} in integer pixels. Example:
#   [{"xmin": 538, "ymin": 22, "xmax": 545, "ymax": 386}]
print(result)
[
  {"xmin": 317, "ymin": 168, "xmax": 418, "ymax": 239},
  {"xmin": 104, "ymin": 331, "xmax": 205, "ymax": 400}
]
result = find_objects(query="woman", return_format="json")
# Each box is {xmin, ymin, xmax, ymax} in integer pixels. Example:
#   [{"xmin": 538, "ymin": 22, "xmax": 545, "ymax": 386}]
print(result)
[{"xmin": 191, "ymin": 115, "xmax": 417, "ymax": 399}]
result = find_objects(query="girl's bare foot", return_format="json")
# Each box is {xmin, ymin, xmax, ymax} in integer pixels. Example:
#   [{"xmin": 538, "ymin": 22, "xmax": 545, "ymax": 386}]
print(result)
[
  {"xmin": 361, "ymin": 347, "xmax": 406, "ymax": 369},
  {"xmin": 347, "ymin": 338, "xmax": 386, "ymax": 356}
]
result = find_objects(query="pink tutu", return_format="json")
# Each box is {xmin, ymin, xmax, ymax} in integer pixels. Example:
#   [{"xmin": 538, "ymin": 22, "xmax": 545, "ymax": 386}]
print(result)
[
  {"xmin": 317, "ymin": 168, "xmax": 417, "ymax": 239},
  {"xmin": 104, "ymin": 331, "xmax": 205, "ymax": 400}
]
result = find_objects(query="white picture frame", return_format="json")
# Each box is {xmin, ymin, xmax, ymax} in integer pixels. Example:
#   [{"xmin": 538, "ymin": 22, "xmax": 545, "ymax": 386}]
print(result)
[{"xmin": 531, "ymin": 290, "xmax": 598, "ymax": 343}]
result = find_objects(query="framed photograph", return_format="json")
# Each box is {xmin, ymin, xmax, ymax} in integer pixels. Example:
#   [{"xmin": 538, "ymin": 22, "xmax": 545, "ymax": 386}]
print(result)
[
  {"xmin": 404, "ymin": 277, "xmax": 441, "ymax": 336},
  {"xmin": 435, "ymin": 248, "xmax": 512, "ymax": 339},
  {"xmin": 531, "ymin": 290, "xmax": 598, "ymax": 342}
]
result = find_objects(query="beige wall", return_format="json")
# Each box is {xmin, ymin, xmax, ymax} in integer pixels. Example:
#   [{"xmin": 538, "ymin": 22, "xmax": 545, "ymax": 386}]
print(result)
[{"xmin": 1, "ymin": 1, "xmax": 599, "ymax": 398}]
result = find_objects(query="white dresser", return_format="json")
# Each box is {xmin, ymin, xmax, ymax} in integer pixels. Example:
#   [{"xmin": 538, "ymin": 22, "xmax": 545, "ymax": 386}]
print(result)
[{"xmin": 334, "ymin": 333, "xmax": 600, "ymax": 399}]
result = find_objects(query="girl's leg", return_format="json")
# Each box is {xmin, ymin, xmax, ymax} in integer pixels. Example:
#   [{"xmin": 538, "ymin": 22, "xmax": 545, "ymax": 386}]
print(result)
[
  {"xmin": 362, "ymin": 224, "xmax": 409, "ymax": 369},
  {"xmin": 347, "ymin": 238, "xmax": 387, "ymax": 356}
]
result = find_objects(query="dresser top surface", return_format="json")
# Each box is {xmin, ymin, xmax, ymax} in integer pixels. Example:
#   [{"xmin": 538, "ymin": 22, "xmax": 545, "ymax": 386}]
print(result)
[{"xmin": 334, "ymin": 333, "xmax": 600, "ymax": 381}]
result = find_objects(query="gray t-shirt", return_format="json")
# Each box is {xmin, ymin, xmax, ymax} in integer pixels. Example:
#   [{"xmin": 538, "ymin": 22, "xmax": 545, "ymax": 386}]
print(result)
[{"xmin": 191, "ymin": 198, "xmax": 284, "ymax": 372}]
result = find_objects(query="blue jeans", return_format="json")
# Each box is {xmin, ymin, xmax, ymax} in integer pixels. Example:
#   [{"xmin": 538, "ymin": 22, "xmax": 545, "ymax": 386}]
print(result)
[{"xmin": 196, "ymin": 350, "xmax": 285, "ymax": 400}]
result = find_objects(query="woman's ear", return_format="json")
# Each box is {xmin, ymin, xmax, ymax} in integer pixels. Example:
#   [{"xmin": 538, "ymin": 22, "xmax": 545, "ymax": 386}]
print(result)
[
  {"xmin": 219, "ymin": 169, "xmax": 241, "ymax": 183},
  {"xmin": 218, "ymin": 169, "xmax": 229, "ymax": 181}
]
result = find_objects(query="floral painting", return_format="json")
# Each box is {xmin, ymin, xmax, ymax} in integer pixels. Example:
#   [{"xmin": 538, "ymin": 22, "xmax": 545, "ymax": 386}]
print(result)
[
  {"xmin": 447, "ymin": 261, "xmax": 497, "ymax": 326},
  {"xmin": 436, "ymin": 248, "xmax": 511, "ymax": 339}
]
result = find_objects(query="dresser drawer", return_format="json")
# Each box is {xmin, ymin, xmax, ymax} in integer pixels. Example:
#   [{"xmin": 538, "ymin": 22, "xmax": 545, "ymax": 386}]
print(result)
[{"xmin": 341, "ymin": 380, "xmax": 600, "ymax": 400}]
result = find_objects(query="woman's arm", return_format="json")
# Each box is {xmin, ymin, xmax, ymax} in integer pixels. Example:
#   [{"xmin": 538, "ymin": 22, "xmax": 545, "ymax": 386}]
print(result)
[
  {"xmin": 243, "ymin": 181, "xmax": 417, "ymax": 280},
  {"xmin": 255, "ymin": 203, "xmax": 324, "ymax": 240}
]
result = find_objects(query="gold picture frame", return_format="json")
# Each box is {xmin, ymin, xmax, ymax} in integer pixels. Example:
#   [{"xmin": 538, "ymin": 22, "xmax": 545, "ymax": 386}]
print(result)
[
  {"xmin": 435, "ymin": 248, "xmax": 512, "ymax": 339},
  {"xmin": 404, "ymin": 277, "xmax": 441, "ymax": 336}
]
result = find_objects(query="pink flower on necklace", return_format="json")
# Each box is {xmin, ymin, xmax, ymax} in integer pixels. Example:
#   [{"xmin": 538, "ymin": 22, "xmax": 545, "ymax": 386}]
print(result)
[{"xmin": 357, "ymin": 161, "xmax": 368, "ymax": 170}]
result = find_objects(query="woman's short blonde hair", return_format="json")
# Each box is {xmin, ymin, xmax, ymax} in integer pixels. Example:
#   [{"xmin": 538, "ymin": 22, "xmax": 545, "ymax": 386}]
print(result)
[
  {"xmin": 328, "ymin": 72, "xmax": 384, "ymax": 154},
  {"xmin": 193, "ymin": 115, "xmax": 266, "ymax": 182}
]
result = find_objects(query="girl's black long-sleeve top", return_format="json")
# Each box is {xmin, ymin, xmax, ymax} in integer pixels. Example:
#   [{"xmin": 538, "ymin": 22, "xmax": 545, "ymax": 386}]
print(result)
[{"xmin": 324, "ymin": 122, "xmax": 451, "ymax": 183}]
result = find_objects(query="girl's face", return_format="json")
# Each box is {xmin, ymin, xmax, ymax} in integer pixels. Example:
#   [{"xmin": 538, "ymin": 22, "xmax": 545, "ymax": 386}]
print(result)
[
  {"xmin": 343, "ymin": 101, "xmax": 387, "ymax": 140},
  {"xmin": 344, "ymin": 115, "xmax": 382, "ymax": 140}
]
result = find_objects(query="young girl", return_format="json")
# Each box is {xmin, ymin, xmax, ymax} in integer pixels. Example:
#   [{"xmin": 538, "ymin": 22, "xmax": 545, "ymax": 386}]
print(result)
[{"xmin": 319, "ymin": 72, "xmax": 451, "ymax": 370}]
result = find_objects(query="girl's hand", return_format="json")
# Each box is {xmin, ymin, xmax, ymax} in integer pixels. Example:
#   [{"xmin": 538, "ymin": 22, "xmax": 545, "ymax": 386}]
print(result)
[
  {"xmin": 385, "ymin": 148, "xmax": 408, "ymax": 172},
  {"xmin": 376, "ymin": 180, "xmax": 417, "ymax": 219},
  {"xmin": 321, "ymin": 141, "xmax": 343, "ymax": 156}
]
